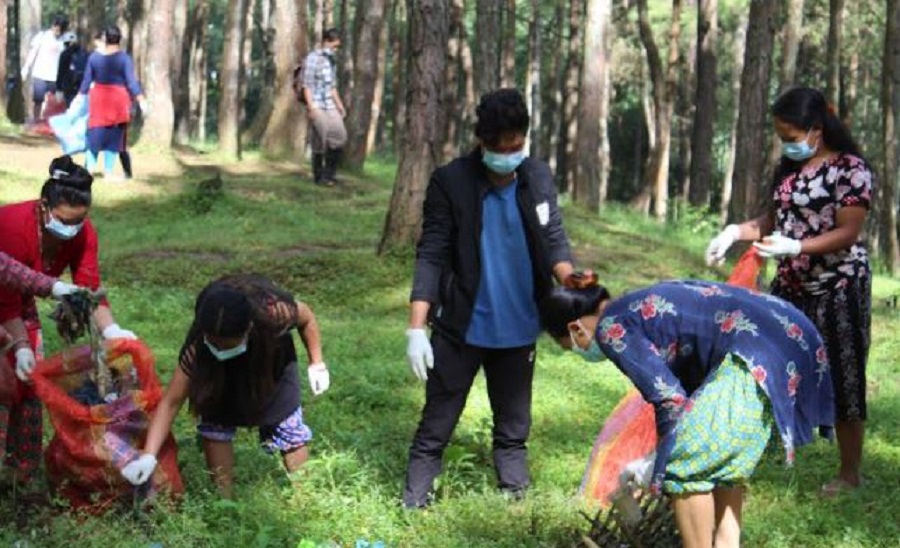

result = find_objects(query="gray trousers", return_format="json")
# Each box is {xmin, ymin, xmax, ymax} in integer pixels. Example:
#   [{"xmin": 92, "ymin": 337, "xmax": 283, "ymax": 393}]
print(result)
[{"xmin": 309, "ymin": 108, "xmax": 347, "ymax": 154}]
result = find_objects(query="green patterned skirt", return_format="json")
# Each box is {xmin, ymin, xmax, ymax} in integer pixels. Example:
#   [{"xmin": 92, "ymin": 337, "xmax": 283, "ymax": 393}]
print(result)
[{"xmin": 664, "ymin": 354, "xmax": 773, "ymax": 494}]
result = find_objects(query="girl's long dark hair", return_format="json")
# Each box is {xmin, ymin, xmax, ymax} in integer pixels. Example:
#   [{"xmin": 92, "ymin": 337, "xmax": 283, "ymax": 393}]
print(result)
[
  {"xmin": 768, "ymin": 87, "xmax": 866, "ymax": 205},
  {"xmin": 539, "ymin": 285, "xmax": 610, "ymax": 338},
  {"xmin": 183, "ymin": 274, "xmax": 296, "ymax": 421}
]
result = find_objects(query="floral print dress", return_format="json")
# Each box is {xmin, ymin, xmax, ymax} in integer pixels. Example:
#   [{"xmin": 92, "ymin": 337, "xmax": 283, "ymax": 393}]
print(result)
[{"xmin": 595, "ymin": 280, "xmax": 835, "ymax": 492}]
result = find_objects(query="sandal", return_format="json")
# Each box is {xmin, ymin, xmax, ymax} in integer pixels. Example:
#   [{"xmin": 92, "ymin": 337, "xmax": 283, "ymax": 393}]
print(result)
[{"xmin": 820, "ymin": 477, "xmax": 863, "ymax": 497}]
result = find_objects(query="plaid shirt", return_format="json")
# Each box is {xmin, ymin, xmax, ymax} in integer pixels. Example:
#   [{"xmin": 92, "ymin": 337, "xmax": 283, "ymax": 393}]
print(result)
[{"xmin": 302, "ymin": 49, "xmax": 338, "ymax": 110}]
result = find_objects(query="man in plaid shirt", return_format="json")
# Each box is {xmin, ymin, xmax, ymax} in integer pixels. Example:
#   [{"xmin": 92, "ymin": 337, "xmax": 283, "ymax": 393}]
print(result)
[{"xmin": 302, "ymin": 28, "xmax": 347, "ymax": 186}]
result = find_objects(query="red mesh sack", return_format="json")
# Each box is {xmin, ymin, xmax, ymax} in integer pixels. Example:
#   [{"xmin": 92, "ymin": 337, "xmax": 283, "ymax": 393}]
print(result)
[
  {"xmin": 726, "ymin": 247, "xmax": 765, "ymax": 291},
  {"xmin": 29, "ymin": 339, "xmax": 183, "ymax": 512}
]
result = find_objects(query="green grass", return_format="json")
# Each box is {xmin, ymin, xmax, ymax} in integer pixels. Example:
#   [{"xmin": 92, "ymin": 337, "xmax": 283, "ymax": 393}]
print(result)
[{"xmin": 0, "ymin": 154, "xmax": 897, "ymax": 547}]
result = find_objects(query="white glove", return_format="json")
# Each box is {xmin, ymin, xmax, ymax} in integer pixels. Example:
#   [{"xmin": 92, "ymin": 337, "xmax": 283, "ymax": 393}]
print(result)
[
  {"xmin": 406, "ymin": 328, "xmax": 434, "ymax": 382},
  {"xmin": 138, "ymin": 99, "xmax": 150, "ymax": 115},
  {"xmin": 307, "ymin": 362, "xmax": 330, "ymax": 395},
  {"xmin": 51, "ymin": 280, "xmax": 80, "ymax": 298},
  {"xmin": 15, "ymin": 348, "xmax": 36, "ymax": 381},
  {"xmin": 753, "ymin": 232, "xmax": 802, "ymax": 259},
  {"xmin": 121, "ymin": 453, "xmax": 157, "ymax": 485},
  {"xmin": 705, "ymin": 224, "xmax": 741, "ymax": 266},
  {"xmin": 620, "ymin": 454, "xmax": 655, "ymax": 488},
  {"xmin": 102, "ymin": 323, "xmax": 137, "ymax": 340},
  {"xmin": 55, "ymin": 91, "xmax": 65, "ymax": 103}
]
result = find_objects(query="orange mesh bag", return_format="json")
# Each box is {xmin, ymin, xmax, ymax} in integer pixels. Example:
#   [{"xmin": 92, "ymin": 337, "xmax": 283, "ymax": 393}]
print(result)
[
  {"xmin": 726, "ymin": 247, "xmax": 765, "ymax": 291},
  {"xmin": 29, "ymin": 339, "xmax": 183, "ymax": 512}
]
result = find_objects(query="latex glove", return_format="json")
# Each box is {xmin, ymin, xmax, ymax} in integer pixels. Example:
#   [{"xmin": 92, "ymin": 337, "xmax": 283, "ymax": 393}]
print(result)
[
  {"xmin": 620, "ymin": 454, "xmax": 655, "ymax": 488},
  {"xmin": 121, "ymin": 453, "xmax": 157, "ymax": 485},
  {"xmin": 51, "ymin": 280, "xmax": 80, "ymax": 298},
  {"xmin": 406, "ymin": 328, "xmax": 434, "ymax": 382},
  {"xmin": 753, "ymin": 232, "xmax": 802, "ymax": 259},
  {"xmin": 15, "ymin": 347, "xmax": 36, "ymax": 382},
  {"xmin": 138, "ymin": 99, "xmax": 150, "ymax": 116},
  {"xmin": 55, "ymin": 91, "xmax": 65, "ymax": 103},
  {"xmin": 308, "ymin": 362, "xmax": 330, "ymax": 395},
  {"xmin": 705, "ymin": 224, "xmax": 741, "ymax": 266},
  {"xmin": 102, "ymin": 323, "xmax": 137, "ymax": 340}
]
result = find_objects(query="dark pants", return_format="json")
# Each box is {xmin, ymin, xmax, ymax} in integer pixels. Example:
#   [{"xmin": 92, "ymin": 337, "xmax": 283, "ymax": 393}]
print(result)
[{"xmin": 403, "ymin": 332, "xmax": 536, "ymax": 507}]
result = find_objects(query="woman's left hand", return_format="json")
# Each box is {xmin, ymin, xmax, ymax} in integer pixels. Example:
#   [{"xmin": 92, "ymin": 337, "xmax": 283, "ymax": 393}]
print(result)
[{"xmin": 308, "ymin": 362, "xmax": 330, "ymax": 395}]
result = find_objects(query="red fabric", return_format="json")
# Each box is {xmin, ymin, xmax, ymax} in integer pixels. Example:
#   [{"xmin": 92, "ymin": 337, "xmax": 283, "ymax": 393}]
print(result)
[
  {"xmin": 88, "ymin": 83, "xmax": 132, "ymax": 128},
  {"xmin": 0, "ymin": 200, "xmax": 106, "ymax": 324},
  {"xmin": 726, "ymin": 248, "xmax": 765, "ymax": 291},
  {"xmin": 30, "ymin": 339, "xmax": 183, "ymax": 512}
]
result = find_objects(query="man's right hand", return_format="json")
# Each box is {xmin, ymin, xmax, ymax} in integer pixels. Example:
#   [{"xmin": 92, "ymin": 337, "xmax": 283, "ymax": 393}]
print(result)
[{"xmin": 406, "ymin": 328, "xmax": 434, "ymax": 382}]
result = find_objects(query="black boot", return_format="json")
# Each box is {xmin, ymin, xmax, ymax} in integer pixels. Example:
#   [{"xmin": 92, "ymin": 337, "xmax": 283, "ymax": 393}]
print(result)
[
  {"xmin": 312, "ymin": 153, "xmax": 325, "ymax": 184},
  {"xmin": 324, "ymin": 148, "xmax": 342, "ymax": 184}
]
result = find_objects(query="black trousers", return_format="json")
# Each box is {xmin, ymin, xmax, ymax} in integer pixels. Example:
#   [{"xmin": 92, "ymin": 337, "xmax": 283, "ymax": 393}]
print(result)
[{"xmin": 403, "ymin": 332, "xmax": 536, "ymax": 507}]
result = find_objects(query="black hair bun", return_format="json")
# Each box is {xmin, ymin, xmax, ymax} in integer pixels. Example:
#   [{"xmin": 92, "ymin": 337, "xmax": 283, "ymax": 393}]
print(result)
[{"xmin": 48, "ymin": 155, "xmax": 93, "ymax": 191}]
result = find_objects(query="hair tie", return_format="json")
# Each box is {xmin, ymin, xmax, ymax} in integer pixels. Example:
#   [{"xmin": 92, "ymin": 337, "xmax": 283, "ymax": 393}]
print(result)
[
  {"xmin": 51, "ymin": 169, "xmax": 70, "ymax": 180},
  {"xmin": 826, "ymin": 102, "xmax": 837, "ymax": 117},
  {"xmin": 564, "ymin": 270, "xmax": 599, "ymax": 290}
]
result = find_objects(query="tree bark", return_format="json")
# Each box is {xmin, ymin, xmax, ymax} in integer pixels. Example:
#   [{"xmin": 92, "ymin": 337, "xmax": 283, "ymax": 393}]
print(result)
[
  {"xmin": 688, "ymin": 0, "xmax": 717, "ymax": 209},
  {"xmin": 526, "ymin": 0, "xmax": 542, "ymax": 159},
  {"xmin": 324, "ymin": 0, "xmax": 334, "ymax": 28},
  {"xmin": 0, "ymin": 0, "xmax": 8, "ymax": 118},
  {"xmin": 636, "ymin": 0, "xmax": 682, "ymax": 220},
  {"xmin": 475, "ymin": 0, "xmax": 502, "ymax": 99},
  {"xmin": 367, "ymin": 4, "xmax": 391, "ymax": 154},
  {"xmin": 379, "ymin": 0, "xmax": 448, "ymax": 253},
  {"xmin": 390, "ymin": 0, "xmax": 407, "ymax": 152},
  {"xmin": 344, "ymin": 0, "xmax": 388, "ymax": 171},
  {"xmin": 261, "ymin": 0, "xmax": 309, "ymax": 157},
  {"xmin": 140, "ymin": 0, "xmax": 176, "ymax": 146},
  {"xmin": 314, "ymin": 0, "xmax": 325, "ymax": 44},
  {"xmin": 766, "ymin": 0, "xmax": 804, "ymax": 171},
  {"xmin": 218, "ymin": 0, "xmax": 250, "ymax": 157},
  {"xmin": 544, "ymin": 0, "xmax": 565, "ymax": 172},
  {"xmin": 172, "ymin": 0, "xmax": 189, "ymax": 144},
  {"xmin": 825, "ymin": 0, "xmax": 844, "ymax": 108},
  {"xmin": 557, "ymin": 0, "xmax": 583, "ymax": 194},
  {"xmin": 339, "ymin": 0, "xmax": 355, "ymax": 102},
  {"xmin": 18, "ymin": 0, "xmax": 41, "ymax": 118},
  {"xmin": 573, "ymin": 0, "xmax": 612, "ymax": 211},
  {"xmin": 879, "ymin": 0, "xmax": 900, "ymax": 274},
  {"xmin": 728, "ymin": 0, "xmax": 777, "ymax": 223},
  {"xmin": 442, "ymin": 0, "xmax": 465, "ymax": 163},
  {"xmin": 720, "ymin": 13, "xmax": 748, "ymax": 223},
  {"xmin": 501, "ymin": 0, "xmax": 516, "ymax": 88},
  {"xmin": 186, "ymin": 0, "xmax": 209, "ymax": 141}
]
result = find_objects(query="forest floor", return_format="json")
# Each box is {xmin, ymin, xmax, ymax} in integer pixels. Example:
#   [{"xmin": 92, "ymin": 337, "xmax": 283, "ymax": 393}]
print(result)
[{"xmin": 0, "ymin": 130, "xmax": 898, "ymax": 547}]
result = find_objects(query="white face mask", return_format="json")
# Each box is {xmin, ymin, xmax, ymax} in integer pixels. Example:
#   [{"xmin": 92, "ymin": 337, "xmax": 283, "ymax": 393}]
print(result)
[
  {"xmin": 204, "ymin": 336, "xmax": 248, "ymax": 361},
  {"xmin": 45, "ymin": 213, "xmax": 84, "ymax": 240}
]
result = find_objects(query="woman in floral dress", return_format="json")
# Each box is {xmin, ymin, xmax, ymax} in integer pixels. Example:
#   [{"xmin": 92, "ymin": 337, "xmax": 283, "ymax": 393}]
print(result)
[
  {"xmin": 540, "ymin": 276, "xmax": 834, "ymax": 548},
  {"xmin": 705, "ymin": 86, "xmax": 873, "ymax": 496}
]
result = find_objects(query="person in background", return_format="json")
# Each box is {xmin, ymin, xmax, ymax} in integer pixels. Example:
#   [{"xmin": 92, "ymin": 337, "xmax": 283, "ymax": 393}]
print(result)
[
  {"xmin": 121, "ymin": 275, "xmax": 330, "ymax": 498},
  {"xmin": 705, "ymin": 86, "xmax": 873, "ymax": 496},
  {"xmin": 55, "ymin": 31, "xmax": 87, "ymax": 107},
  {"xmin": 0, "ymin": 156, "xmax": 135, "ymax": 486},
  {"xmin": 301, "ymin": 28, "xmax": 347, "ymax": 186},
  {"xmin": 20, "ymin": 15, "xmax": 68, "ymax": 122},
  {"xmin": 540, "ymin": 276, "xmax": 834, "ymax": 548},
  {"xmin": 72, "ymin": 26, "xmax": 146, "ymax": 181},
  {"xmin": 402, "ymin": 88, "xmax": 574, "ymax": 508}
]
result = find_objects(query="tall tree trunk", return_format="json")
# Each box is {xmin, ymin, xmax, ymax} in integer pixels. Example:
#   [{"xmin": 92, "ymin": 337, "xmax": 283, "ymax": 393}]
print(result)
[
  {"xmin": 544, "ymin": 0, "xmax": 565, "ymax": 171},
  {"xmin": 630, "ymin": 61, "xmax": 654, "ymax": 214},
  {"xmin": 344, "ymin": 0, "xmax": 388, "ymax": 170},
  {"xmin": 574, "ymin": 0, "xmax": 612, "ymax": 211},
  {"xmin": 721, "ymin": 14, "xmax": 748, "ymax": 222},
  {"xmin": 140, "ymin": 0, "xmax": 175, "ymax": 146},
  {"xmin": 19, "ymin": 0, "xmax": 40, "ymax": 118},
  {"xmin": 339, "ymin": 0, "xmax": 355, "ymax": 102},
  {"xmin": 442, "ymin": 0, "xmax": 465, "ymax": 163},
  {"xmin": 880, "ymin": 0, "xmax": 900, "ymax": 274},
  {"xmin": 728, "ymin": 0, "xmax": 778, "ymax": 223},
  {"xmin": 218, "ymin": 0, "xmax": 250, "ymax": 157},
  {"xmin": 261, "ymin": 0, "xmax": 309, "ymax": 157},
  {"xmin": 688, "ymin": 0, "xmax": 718, "ymax": 209},
  {"xmin": 500, "ymin": 0, "xmax": 516, "ymax": 87},
  {"xmin": 636, "ymin": 0, "xmax": 682, "ymax": 220},
  {"xmin": 390, "ymin": 0, "xmax": 407, "ymax": 152},
  {"xmin": 367, "ymin": 5, "xmax": 391, "ymax": 155},
  {"xmin": 172, "ymin": 0, "xmax": 189, "ymax": 144},
  {"xmin": 526, "ymin": 0, "xmax": 542, "ymax": 159},
  {"xmin": 86, "ymin": 0, "xmax": 105, "ymax": 40},
  {"xmin": 766, "ymin": 0, "xmax": 804, "ymax": 171},
  {"xmin": 129, "ymin": 0, "xmax": 149, "ymax": 88},
  {"xmin": 186, "ymin": 0, "xmax": 209, "ymax": 141},
  {"xmin": 244, "ymin": 0, "xmax": 277, "ymax": 144},
  {"xmin": 557, "ymin": 0, "xmax": 583, "ymax": 194},
  {"xmin": 676, "ymin": 33, "xmax": 695, "ymax": 203},
  {"xmin": 379, "ymin": 0, "xmax": 449, "ymax": 253},
  {"xmin": 116, "ymin": 0, "xmax": 132, "ymax": 56},
  {"xmin": 240, "ymin": 0, "xmax": 256, "ymax": 133},
  {"xmin": 458, "ymin": 1, "xmax": 476, "ymax": 152},
  {"xmin": 0, "ymin": 0, "xmax": 8, "ymax": 118},
  {"xmin": 475, "ymin": 0, "xmax": 502, "ymax": 98},
  {"xmin": 314, "ymin": 0, "xmax": 324, "ymax": 43},
  {"xmin": 825, "ymin": 0, "xmax": 844, "ymax": 108}
]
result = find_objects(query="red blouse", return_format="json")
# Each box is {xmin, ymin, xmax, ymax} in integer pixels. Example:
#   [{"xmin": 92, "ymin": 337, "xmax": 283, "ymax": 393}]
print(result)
[{"xmin": 0, "ymin": 200, "xmax": 104, "ymax": 324}]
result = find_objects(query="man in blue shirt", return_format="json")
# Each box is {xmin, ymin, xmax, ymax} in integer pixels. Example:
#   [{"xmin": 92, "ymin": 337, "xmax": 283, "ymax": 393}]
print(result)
[{"xmin": 403, "ymin": 89, "xmax": 575, "ymax": 508}]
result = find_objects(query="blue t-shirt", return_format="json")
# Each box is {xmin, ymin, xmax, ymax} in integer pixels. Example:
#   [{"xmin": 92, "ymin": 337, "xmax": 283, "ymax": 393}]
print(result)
[{"xmin": 465, "ymin": 179, "xmax": 540, "ymax": 348}]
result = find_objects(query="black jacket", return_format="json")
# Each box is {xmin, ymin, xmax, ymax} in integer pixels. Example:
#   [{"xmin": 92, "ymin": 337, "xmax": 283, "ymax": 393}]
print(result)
[{"xmin": 410, "ymin": 150, "xmax": 573, "ymax": 343}]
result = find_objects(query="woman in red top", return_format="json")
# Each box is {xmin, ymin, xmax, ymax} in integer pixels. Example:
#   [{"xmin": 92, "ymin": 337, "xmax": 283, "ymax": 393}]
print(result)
[{"xmin": 0, "ymin": 155, "xmax": 135, "ymax": 483}]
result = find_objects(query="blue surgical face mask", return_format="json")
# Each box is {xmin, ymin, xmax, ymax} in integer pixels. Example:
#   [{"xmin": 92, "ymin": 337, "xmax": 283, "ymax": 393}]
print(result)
[
  {"xmin": 204, "ymin": 337, "xmax": 248, "ymax": 361},
  {"xmin": 483, "ymin": 149, "xmax": 526, "ymax": 176},
  {"xmin": 781, "ymin": 130, "xmax": 817, "ymax": 162},
  {"xmin": 569, "ymin": 323, "xmax": 606, "ymax": 363},
  {"xmin": 45, "ymin": 213, "xmax": 84, "ymax": 240}
]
